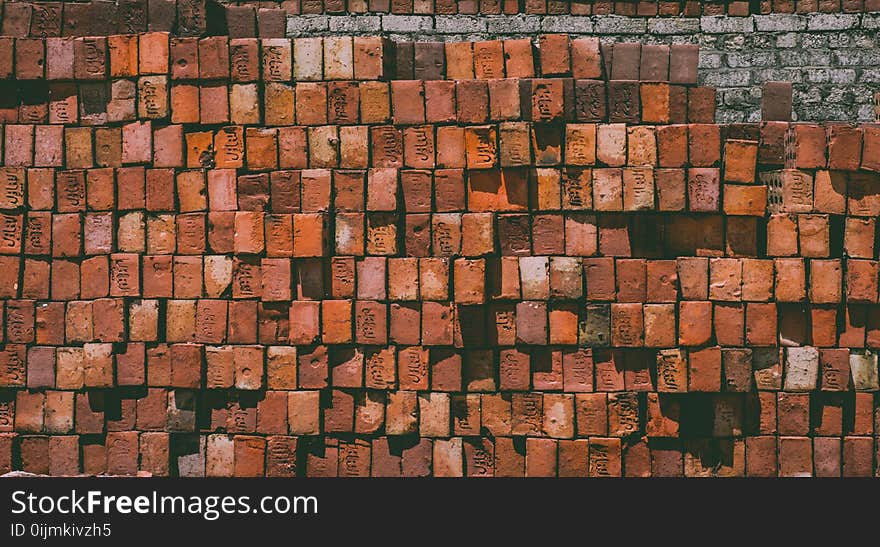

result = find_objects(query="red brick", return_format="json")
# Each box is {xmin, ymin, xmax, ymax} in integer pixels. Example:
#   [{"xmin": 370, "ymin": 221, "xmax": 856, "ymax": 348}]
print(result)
[
  {"xmin": 473, "ymin": 40, "xmax": 504, "ymax": 79},
  {"xmin": 779, "ymin": 436, "xmax": 812, "ymax": 477},
  {"xmin": 862, "ymin": 125, "xmax": 880, "ymax": 172},
  {"xmin": 198, "ymin": 36, "xmax": 229, "ymax": 79},
  {"xmin": 170, "ymin": 37, "xmax": 199, "ymax": 79},
  {"xmin": 502, "ymin": 39, "xmax": 535, "ymax": 79},
  {"xmin": 688, "ymin": 346, "xmax": 722, "ymax": 392},
  {"xmin": 607, "ymin": 81, "xmax": 640, "ymax": 124},
  {"xmin": 16, "ymin": 39, "xmax": 46, "ymax": 80},
  {"xmin": 846, "ymin": 259, "xmax": 879, "ymax": 303},
  {"xmin": 391, "ymin": 80, "xmax": 426, "ymax": 125},
  {"xmin": 678, "ymin": 301, "xmax": 712, "ymax": 346},
  {"xmin": 588, "ymin": 438, "xmax": 622, "ymax": 477},
  {"xmin": 842, "ymin": 437, "xmax": 873, "ymax": 477},
  {"xmin": 828, "ymin": 124, "xmax": 862, "ymax": 170},
  {"xmin": 139, "ymin": 32, "xmax": 169, "ymax": 74},
  {"xmin": 795, "ymin": 123, "xmax": 827, "ymax": 169},
  {"xmin": 645, "ymin": 304, "xmax": 676, "ymax": 347},
  {"xmin": 762, "ymin": 82, "xmax": 792, "ymax": 122},
  {"xmin": 745, "ymin": 436, "xmax": 777, "ymax": 477},
  {"xmin": 233, "ymin": 436, "xmax": 265, "ymax": 477},
  {"xmin": 350, "ymin": 36, "xmax": 388, "ymax": 79}
]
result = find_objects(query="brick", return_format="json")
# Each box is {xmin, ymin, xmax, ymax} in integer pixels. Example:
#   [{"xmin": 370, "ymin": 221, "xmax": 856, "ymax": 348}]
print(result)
[
  {"xmin": 723, "ymin": 139, "xmax": 759, "ymax": 183},
  {"xmin": 607, "ymin": 81, "xmax": 640, "ymax": 124},
  {"xmin": 570, "ymin": 37, "xmax": 601, "ymax": 79},
  {"xmin": 412, "ymin": 42, "xmax": 444, "ymax": 80},
  {"xmin": 3, "ymin": 10, "xmax": 878, "ymax": 479},
  {"xmin": 610, "ymin": 43, "xmax": 639, "ymax": 81},
  {"xmin": 73, "ymin": 37, "xmax": 107, "ymax": 80},
  {"xmin": 291, "ymin": 37, "xmax": 322, "ymax": 81},
  {"xmin": 723, "ymin": 184, "xmax": 768, "ymax": 216},
  {"xmin": 252, "ymin": 83, "xmax": 291, "ymax": 126},
  {"xmin": 688, "ymin": 346, "xmax": 722, "ymax": 391},
  {"xmin": 588, "ymin": 438, "xmax": 622, "ymax": 477},
  {"xmin": 828, "ymin": 124, "xmax": 862, "ymax": 170},
  {"xmin": 138, "ymin": 32, "xmax": 169, "ymax": 75},
  {"xmin": 846, "ymin": 259, "xmax": 879, "ymax": 303},
  {"xmin": 809, "ymin": 259, "xmax": 842, "ymax": 303},
  {"xmin": 473, "ymin": 41, "xmax": 504, "ymax": 79},
  {"xmin": 169, "ymin": 38, "xmax": 198, "ymax": 79},
  {"xmin": 574, "ymin": 80, "xmax": 606, "ymax": 122},
  {"xmin": 688, "ymin": 87, "xmax": 716, "ymax": 124},
  {"xmin": 437, "ymin": 43, "xmax": 472, "ymax": 81},
  {"xmin": 779, "ymin": 436, "xmax": 812, "ymax": 477},
  {"xmin": 16, "ymin": 39, "xmax": 46, "ymax": 80},
  {"xmin": 762, "ymin": 82, "xmax": 793, "ymax": 122},
  {"xmin": 353, "ymin": 37, "xmax": 391, "ymax": 80},
  {"xmin": 490, "ymin": 40, "xmax": 528, "ymax": 81},
  {"xmin": 669, "ymin": 44, "xmax": 698, "ymax": 84}
]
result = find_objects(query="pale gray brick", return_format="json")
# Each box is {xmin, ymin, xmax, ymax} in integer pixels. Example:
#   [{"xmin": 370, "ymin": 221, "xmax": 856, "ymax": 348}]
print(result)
[
  {"xmin": 833, "ymin": 48, "xmax": 880, "ymax": 66},
  {"xmin": 381, "ymin": 15, "xmax": 433, "ymax": 32},
  {"xmin": 804, "ymin": 68, "xmax": 857, "ymax": 84},
  {"xmin": 859, "ymin": 68, "xmax": 880, "ymax": 83},
  {"xmin": 435, "ymin": 15, "xmax": 486, "ymax": 33},
  {"xmin": 753, "ymin": 68, "xmax": 804, "ymax": 83},
  {"xmin": 754, "ymin": 14, "xmax": 807, "ymax": 32},
  {"xmin": 775, "ymin": 33, "xmax": 799, "ymax": 48},
  {"xmin": 863, "ymin": 13, "xmax": 880, "ymax": 29},
  {"xmin": 486, "ymin": 14, "xmax": 541, "ymax": 34},
  {"xmin": 807, "ymin": 13, "xmax": 860, "ymax": 31},
  {"xmin": 700, "ymin": 15, "xmax": 754, "ymax": 34},
  {"xmin": 701, "ymin": 69, "xmax": 752, "ymax": 87},
  {"xmin": 593, "ymin": 15, "xmax": 647, "ymax": 35},
  {"xmin": 777, "ymin": 49, "xmax": 832, "ymax": 67},
  {"xmin": 328, "ymin": 15, "xmax": 381, "ymax": 33},
  {"xmin": 647, "ymin": 17, "xmax": 700, "ymax": 35},
  {"xmin": 286, "ymin": 15, "xmax": 329, "ymax": 34},
  {"xmin": 541, "ymin": 15, "xmax": 594, "ymax": 33},
  {"xmin": 698, "ymin": 51, "xmax": 723, "ymax": 69},
  {"xmin": 726, "ymin": 51, "xmax": 777, "ymax": 68}
]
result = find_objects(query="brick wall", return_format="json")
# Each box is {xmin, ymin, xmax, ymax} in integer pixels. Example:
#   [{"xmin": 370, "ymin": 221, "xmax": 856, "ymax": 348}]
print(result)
[
  {"xmin": 283, "ymin": 13, "xmax": 880, "ymax": 122},
  {"xmin": 0, "ymin": 3, "xmax": 879, "ymax": 477},
  {"xmin": 4, "ymin": 3, "xmax": 879, "ymax": 120}
]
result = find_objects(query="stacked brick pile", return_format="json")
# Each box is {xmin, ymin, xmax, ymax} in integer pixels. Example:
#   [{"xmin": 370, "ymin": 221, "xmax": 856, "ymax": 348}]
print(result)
[
  {"xmin": 267, "ymin": 0, "xmax": 880, "ymax": 15},
  {"xmin": 0, "ymin": 26, "xmax": 879, "ymax": 477},
  {"xmin": 3, "ymin": 0, "xmax": 880, "ymax": 39}
]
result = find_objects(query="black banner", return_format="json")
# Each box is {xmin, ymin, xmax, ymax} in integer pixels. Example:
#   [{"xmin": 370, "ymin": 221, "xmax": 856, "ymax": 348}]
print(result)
[{"xmin": 0, "ymin": 477, "xmax": 875, "ymax": 544}]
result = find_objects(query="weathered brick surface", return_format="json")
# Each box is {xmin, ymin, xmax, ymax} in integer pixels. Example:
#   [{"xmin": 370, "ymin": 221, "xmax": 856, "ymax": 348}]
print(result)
[
  {"xmin": 1, "ymin": 7, "xmax": 879, "ymax": 478},
  {"xmin": 4, "ymin": 0, "xmax": 878, "ymax": 39},
  {"xmin": 3, "ymin": 6, "xmax": 880, "ymax": 120}
]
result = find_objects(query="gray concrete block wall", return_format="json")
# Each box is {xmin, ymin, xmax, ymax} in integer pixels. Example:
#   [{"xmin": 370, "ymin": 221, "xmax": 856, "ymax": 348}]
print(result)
[{"xmin": 287, "ymin": 12, "xmax": 880, "ymax": 122}]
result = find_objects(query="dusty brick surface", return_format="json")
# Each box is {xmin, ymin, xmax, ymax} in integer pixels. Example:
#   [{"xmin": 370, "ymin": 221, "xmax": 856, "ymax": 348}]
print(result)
[{"xmin": 0, "ymin": 8, "xmax": 879, "ymax": 477}]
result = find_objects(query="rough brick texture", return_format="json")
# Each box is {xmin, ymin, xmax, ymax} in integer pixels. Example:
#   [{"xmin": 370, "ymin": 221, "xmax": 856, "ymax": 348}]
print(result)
[
  {"xmin": 0, "ymin": 6, "xmax": 879, "ymax": 478},
  {"xmin": 3, "ymin": 4, "xmax": 879, "ymax": 120},
  {"xmin": 281, "ymin": 13, "xmax": 880, "ymax": 122}
]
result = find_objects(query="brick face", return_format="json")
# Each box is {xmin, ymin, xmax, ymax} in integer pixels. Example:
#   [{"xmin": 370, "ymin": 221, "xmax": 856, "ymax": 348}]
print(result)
[
  {"xmin": 0, "ymin": 7, "xmax": 878, "ymax": 478},
  {"xmin": 5, "ymin": 0, "xmax": 877, "ymax": 34}
]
